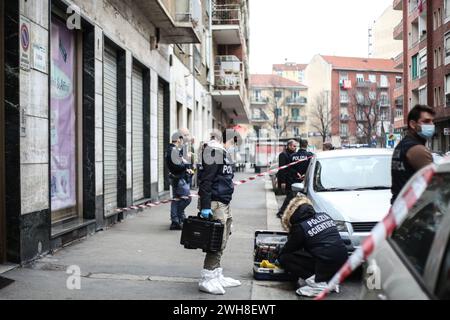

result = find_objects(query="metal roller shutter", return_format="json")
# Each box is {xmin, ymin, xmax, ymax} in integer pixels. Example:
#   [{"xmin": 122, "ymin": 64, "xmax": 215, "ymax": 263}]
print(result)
[
  {"xmin": 132, "ymin": 65, "xmax": 144, "ymax": 201},
  {"xmin": 103, "ymin": 46, "xmax": 118, "ymax": 215},
  {"xmin": 158, "ymin": 82, "xmax": 165, "ymax": 193}
]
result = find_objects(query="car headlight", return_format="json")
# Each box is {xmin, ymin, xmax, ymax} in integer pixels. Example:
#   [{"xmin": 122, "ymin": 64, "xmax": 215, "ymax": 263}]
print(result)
[{"xmin": 335, "ymin": 221, "xmax": 349, "ymax": 233}]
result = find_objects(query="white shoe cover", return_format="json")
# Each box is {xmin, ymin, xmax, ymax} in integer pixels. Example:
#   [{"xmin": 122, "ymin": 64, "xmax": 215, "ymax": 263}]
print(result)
[
  {"xmin": 199, "ymin": 269, "xmax": 226, "ymax": 295},
  {"xmin": 296, "ymin": 275, "xmax": 339, "ymax": 297},
  {"xmin": 214, "ymin": 268, "xmax": 241, "ymax": 288}
]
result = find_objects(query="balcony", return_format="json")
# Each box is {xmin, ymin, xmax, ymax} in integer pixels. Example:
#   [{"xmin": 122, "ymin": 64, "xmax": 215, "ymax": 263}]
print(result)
[
  {"xmin": 251, "ymin": 96, "xmax": 270, "ymax": 105},
  {"xmin": 356, "ymin": 80, "xmax": 374, "ymax": 88},
  {"xmin": 136, "ymin": 0, "xmax": 201, "ymax": 43},
  {"xmin": 394, "ymin": 52, "xmax": 404, "ymax": 69},
  {"xmin": 393, "ymin": 19, "xmax": 403, "ymax": 40},
  {"xmin": 288, "ymin": 116, "xmax": 307, "ymax": 124},
  {"xmin": 212, "ymin": 1, "xmax": 247, "ymax": 45},
  {"xmin": 393, "ymin": 0, "xmax": 403, "ymax": 10},
  {"xmin": 212, "ymin": 55, "xmax": 249, "ymax": 123},
  {"xmin": 340, "ymin": 114, "xmax": 350, "ymax": 122},
  {"xmin": 251, "ymin": 111, "xmax": 270, "ymax": 123},
  {"xmin": 286, "ymin": 97, "xmax": 307, "ymax": 105},
  {"xmin": 356, "ymin": 115, "xmax": 368, "ymax": 122},
  {"xmin": 379, "ymin": 100, "xmax": 391, "ymax": 107},
  {"xmin": 378, "ymin": 82, "xmax": 390, "ymax": 89},
  {"xmin": 340, "ymin": 97, "xmax": 350, "ymax": 104}
]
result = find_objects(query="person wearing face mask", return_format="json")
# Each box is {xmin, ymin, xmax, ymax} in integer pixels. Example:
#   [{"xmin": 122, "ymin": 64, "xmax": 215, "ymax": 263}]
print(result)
[{"xmin": 391, "ymin": 105, "xmax": 436, "ymax": 204}]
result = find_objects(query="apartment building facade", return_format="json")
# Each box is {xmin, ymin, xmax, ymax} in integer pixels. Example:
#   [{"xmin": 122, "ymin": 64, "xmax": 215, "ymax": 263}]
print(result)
[
  {"xmin": 249, "ymin": 75, "xmax": 308, "ymax": 140},
  {"xmin": 372, "ymin": 5, "xmax": 403, "ymax": 59},
  {"xmin": 0, "ymin": 0, "xmax": 250, "ymax": 264},
  {"xmin": 211, "ymin": 0, "xmax": 251, "ymax": 130},
  {"xmin": 394, "ymin": 0, "xmax": 450, "ymax": 153},
  {"xmin": 306, "ymin": 55, "xmax": 402, "ymax": 149},
  {"xmin": 272, "ymin": 62, "xmax": 308, "ymax": 84}
]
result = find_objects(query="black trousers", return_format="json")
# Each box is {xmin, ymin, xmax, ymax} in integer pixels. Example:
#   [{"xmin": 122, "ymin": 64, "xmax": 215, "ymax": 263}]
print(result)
[
  {"xmin": 279, "ymin": 250, "xmax": 315, "ymax": 281},
  {"xmin": 277, "ymin": 190, "xmax": 296, "ymax": 216},
  {"xmin": 279, "ymin": 251, "xmax": 340, "ymax": 283}
]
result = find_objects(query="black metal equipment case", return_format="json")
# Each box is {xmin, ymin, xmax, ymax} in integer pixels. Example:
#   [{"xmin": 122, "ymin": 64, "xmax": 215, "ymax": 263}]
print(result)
[{"xmin": 180, "ymin": 216, "xmax": 224, "ymax": 253}]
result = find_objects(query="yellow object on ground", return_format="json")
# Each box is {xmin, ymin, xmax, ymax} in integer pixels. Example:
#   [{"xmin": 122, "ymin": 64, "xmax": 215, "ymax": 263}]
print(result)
[{"xmin": 260, "ymin": 260, "xmax": 278, "ymax": 269}]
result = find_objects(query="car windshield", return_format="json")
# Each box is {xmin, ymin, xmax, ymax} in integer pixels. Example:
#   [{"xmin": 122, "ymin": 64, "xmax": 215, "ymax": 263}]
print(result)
[{"xmin": 314, "ymin": 155, "xmax": 392, "ymax": 192}]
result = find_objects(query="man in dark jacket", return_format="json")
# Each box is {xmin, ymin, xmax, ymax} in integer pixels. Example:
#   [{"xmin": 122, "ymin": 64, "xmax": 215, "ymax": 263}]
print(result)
[
  {"xmin": 165, "ymin": 131, "xmax": 193, "ymax": 230},
  {"xmin": 391, "ymin": 105, "xmax": 435, "ymax": 204},
  {"xmin": 279, "ymin": 195, "xmax": 348, "ymax": 296},
  {"xmin": 277, "ymin": 140, "xmax": 298, "ymax": 192},
  {"xmin": 197, "ymin": 129, "xmax": 241, "ymax": 295},
  {"xmin": 277, "ymin": 139, "xmax": 314, "ymax": 219}
]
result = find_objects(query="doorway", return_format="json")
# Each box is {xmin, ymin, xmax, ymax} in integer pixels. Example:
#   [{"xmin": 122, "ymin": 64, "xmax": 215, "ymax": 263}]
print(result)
[{"xmin": 0, "ymin": 0, "xmax": 6, "ymax": 263}]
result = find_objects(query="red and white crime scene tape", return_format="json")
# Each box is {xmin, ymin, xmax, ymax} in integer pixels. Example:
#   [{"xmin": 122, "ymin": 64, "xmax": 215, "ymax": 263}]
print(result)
[
  {"xmin": 114, "ymin": 156, "xmax": 313, "ymax": 214},
  {"xmin": 315, "ymin": 163, "xmax": 438, "ymax": 300}
]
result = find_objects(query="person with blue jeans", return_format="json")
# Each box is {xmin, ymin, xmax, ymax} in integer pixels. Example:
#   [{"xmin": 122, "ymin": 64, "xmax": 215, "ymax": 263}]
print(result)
[{"xmin": 165, "ymin": 130, "xmax": 193, "ymax": 230}]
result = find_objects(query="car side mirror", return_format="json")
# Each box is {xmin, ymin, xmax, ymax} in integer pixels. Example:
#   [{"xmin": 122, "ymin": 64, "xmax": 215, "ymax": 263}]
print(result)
[{"xmin": 292, "ymin": 183, "xmax": 305, "ymax": 194}]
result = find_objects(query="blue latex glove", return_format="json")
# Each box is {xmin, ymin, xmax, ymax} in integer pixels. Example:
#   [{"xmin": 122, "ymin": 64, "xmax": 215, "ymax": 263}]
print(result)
[{"xmin": 200, "ymin": 209, "xmax": 213, "ymax": 219}]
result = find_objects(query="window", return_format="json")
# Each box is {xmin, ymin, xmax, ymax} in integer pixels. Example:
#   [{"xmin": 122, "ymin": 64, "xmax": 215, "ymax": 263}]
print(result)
[
  {"xmin": 380, "ymin": 75, "xmax": 388, "ymax": 87},
  {"xmin": 445, "ymin": 33, "xmax": 450, "ymax": 65},
  {"xmin": 446, "ymin": 74, "xmax": 450, "ymax": 107},
  {"xmin": 275, "ymin": 108, "xmax": 282, "ymax": 117},
  {"xmin": 392, "ymin": 172, "xmax": 450, "ymax": 276},
  {"xmin": 253, "ymin": 108, "xmax": 261, "ymax": 118},
  {"xmin": 434, "ymin": 49, "xmax": 438, "ymax": 68},
  {"xmin": 434, "ymin": 11, "xmax": 437, "ymax": 30},
  {"xmin": 396, "ymin": 107, "xmax": 403, "ymax": 118},
  {"xmin": 254, "ymin": 89, "xmax": 261, "ymax": 99},
  {"xmin": 446, "ymin": 0, "xmax": 450, "ymax": 19},
  {"xmin": 340, "ymin": 90, "xmax": 349, "ymax": 103},
  {"xmin": 356, "ymin": 74, "xmax": 364, "ymax": 83},
  {"xmin": 412, "ymin": 54, "xmax": 419, "ymax": 79},
  {"xmin": 369, "ymin": 91, "xmax": 376, "ymax": 101},
  {"xmin": 291, "ymin": 108, "xmax": 300, "ymax": 119},
  {"xmin": 339, "ymin": 72, "xmax": 348, "ymax": 81},
  {"xmin": 369, "ymin": 74, "xmax": 377, "ymax": 83},
  {"xmin": 298, "ymin": 71, "xmax": 305, "ymax": 83},
  {"xmin": 274, "ymin": 90, "xmax": 283, "ymax": 99},
  {"xmin": 356, "ymin": 91, "xmax": 364, "ymax": 104},
  {"xmin": 438, "ymin": 8, "xmax": 442, "ymax": 27},
  {"xmin": 419, "ymin": 49, "xmax": 427, "ymax": 77},
  {"xmin": 380, "ymin": 92, "xmax": 389, "ymax": 106},
  {"xmin": 439, "ymin": 86, "xmax": 443, "ymax": 106},
  {"xmin": 439, "ymin": 47, "xmax": 442, "ymax": 66},
  {"xmin": 313, "ymin": 155, "xmax": 391, "ymax": 192},
  {"xmin": 419, "ymin": 86, "xmax": 427, "ymax": 105},
  {"xmin": 396, "ymin": 76, "xmax": 403, "ymax": 87},
  {"xmin": 340, "ymin": 123, "xmax": 348, "ymax": 136},
  {"xmin": 292, "ymin": 90, "xmax": 299, "ymax": 98}
]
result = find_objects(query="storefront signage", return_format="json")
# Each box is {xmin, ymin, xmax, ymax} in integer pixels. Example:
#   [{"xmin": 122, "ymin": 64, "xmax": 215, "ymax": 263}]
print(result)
[
  {"xmin": 20, "ymin": 16, "xmax": 31, "ymax": 71},
  {"xmin": 32, "ymin": 44, "xmax": 47, "ymax": 73}
]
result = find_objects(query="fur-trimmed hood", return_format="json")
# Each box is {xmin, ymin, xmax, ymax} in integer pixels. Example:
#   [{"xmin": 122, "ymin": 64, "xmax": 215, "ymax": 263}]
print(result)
[{"xmin": 282, "ymin": 195, "xmax": 315, "ymax": 232}]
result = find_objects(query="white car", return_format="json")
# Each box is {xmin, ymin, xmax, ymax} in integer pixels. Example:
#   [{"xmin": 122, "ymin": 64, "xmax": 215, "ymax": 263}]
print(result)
[{"xmin": 294, "ymin": 148, "xmax": 394, "ymax": 252}]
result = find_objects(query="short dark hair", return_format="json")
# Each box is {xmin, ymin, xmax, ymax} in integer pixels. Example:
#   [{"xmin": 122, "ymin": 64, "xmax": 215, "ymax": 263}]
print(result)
[
  {"xmin": 300, "ymin": 139, "xmax": 308, "ymax": 149},
  {"xmin": 407, "ymin": 105, "xmax": 435, "ymax": 129}
]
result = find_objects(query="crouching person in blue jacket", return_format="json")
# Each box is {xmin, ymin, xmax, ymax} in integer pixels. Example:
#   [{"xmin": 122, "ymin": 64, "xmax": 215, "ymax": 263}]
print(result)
[
  {"xmin": 279, "ymin": 195, "xmax": 348, "ymax": 297},
  {"xmin": 197, "ymin": 129, "xmax": 242, "ymax": 295}
]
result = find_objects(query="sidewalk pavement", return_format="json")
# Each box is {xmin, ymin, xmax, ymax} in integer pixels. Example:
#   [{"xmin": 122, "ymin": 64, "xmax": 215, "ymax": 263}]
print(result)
[
  {"xmin": 0, "ymin": 173, "xmax": 299, "ymax": 300},
  {"xmin": 0, "ymin": 173, "xmax": 362, "ymax": 300}
]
